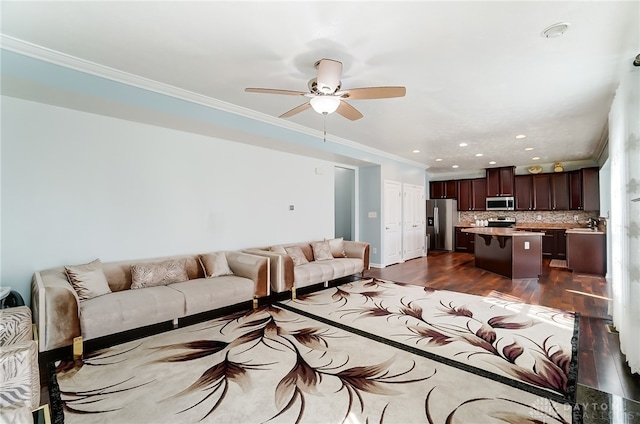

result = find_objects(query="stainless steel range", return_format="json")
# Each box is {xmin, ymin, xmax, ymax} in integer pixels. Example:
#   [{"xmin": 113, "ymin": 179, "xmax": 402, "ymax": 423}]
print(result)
[{"xmin": 487, "ymin": 217, "xmax": 516, "ymax": 228}]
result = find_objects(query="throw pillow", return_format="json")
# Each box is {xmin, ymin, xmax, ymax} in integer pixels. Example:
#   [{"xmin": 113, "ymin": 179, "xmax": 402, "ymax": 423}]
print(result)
[
  {"xmin": 130, "ymin": 259, "xmax": 189, "ymax": 289},
  {"xmin": 199, "ymin": 252, "xmax": 233, "ymax": 278},
  {"xmin": 65, "ymin": 258, "xmax": 111, "ymax": 301},
  {"xmin": 284, "ymin": 246, "xmax": 309, "ymax": 266},
  {"xmin": 311, "ymin": 241, "xmax": 333, "ymax": 261},
  {"xmin": 270, "ymin": 245, "xmax": 287, "ymax": 254},
  {"xmin": 328, "ymin": 237, "xmax": 347, "ymax": 258}
]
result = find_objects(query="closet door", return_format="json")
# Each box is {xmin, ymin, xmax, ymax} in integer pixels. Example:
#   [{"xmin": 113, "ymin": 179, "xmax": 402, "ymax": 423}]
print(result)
[
  {"xmin": 383, "ymin": 180, "xmax": 403, "ymax": 266},
  {"xmin": 402, "ymin": 184, "xmax": 425, "ymax": 261}
]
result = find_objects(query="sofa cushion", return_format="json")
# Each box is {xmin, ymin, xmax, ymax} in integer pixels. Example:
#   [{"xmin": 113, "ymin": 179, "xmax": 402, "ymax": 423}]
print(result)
[
  {"xmin": 167, "ymin": 277, "xmax": 254, "ymax": 316},
  {"xmin": 130, "ymin": 259, "xmax": 189, "ymax": 289},
  {"xmin": 199, "ymin": 253, "xmax": 233, "ymax": 278},
  {"xmin": 65, "ymin": 259, "xmax": 111, "ymax": 301},
  {"xmin": 285, "ymin": 246, "xmax": 309, "ymax": 266},
  {"xmin": 328, "ymin": 237, "xmax": 347, "ymax": 258},
  {"xmin": 293, "ymin": 258, "xmax": 364, "ymax": 289},
  {"xmin": 79, "ymin": 286, "xmax": 184, "ymax": 341},
  {"xmin": 311, "ymin": 241, "xmax": 333, "ymax": 261}
]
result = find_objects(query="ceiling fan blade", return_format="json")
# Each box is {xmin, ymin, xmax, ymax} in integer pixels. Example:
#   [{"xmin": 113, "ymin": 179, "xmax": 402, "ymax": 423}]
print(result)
[
  {"xmin": 336, "ymin": 101, "xmax": 364, "ymax": 121},
  {"xmin": 316, "ymin": 59, "xmax": 343, "ymax": 94},
  {"xmin": 339, "ymin": 86, "xmax": 406, "ymax": 100},
  {"xmin": 279, "ymin": 102, "xmax": 312, "ymax": 118},
  {"xmin": 245, "ymin": 88, "xmax": 307, "ymax": 96}
]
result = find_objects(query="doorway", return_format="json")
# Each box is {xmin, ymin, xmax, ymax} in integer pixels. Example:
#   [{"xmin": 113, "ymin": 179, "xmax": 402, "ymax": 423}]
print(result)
[{"xmin": 334, "ymin": 166, "xmax": 355, "ymax": 240}]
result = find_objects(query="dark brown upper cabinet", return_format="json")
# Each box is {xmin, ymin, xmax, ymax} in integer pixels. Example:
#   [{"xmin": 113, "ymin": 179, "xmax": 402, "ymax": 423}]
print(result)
[
  {"xmin": 569, "ymin": 167, "xmax": 600, "ymax": 211},
  {"xmin": 471, "ymin": 178, "xmax": 487, "ymax": 211},
  {"xmin": 532, "ymin": 174, "xmax": 551, "ymax": 211},
  {"xmin": 514, "ymin": 175, "xmax": 533, "ymax": 211},
  {"xmin": 457, "ymin": 178, "xmax": 486, "ymax": 211},
  {"xmin": 430, "ymin": 180, "xmax": 457, "ymax": 199},
  {"xmin": 550, "ymin": 172, "xmax": 569, "ymax": 211},
  {"xmin": 486, "ymin": 166, "xmax": 515, "ymax": 197}
]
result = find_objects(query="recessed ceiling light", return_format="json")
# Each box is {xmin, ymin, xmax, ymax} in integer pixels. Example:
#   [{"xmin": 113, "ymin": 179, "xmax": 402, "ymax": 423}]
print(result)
[
  {"xmin": 452, "ymin": 165, "xmax": 459, "ymax": 168},
  {"xmin": 525, "ymin": 147, "xmax": 534, "ymax": 151},
  {"xmin": 489, "ymin": 161, "xmax": 496, "ymax": 165},
  {"xmin": 412, "ymin": 149, "xmax": 420, "ymax": 153},
  {"xmin": 459, "ymin": 143, "xmax": 468, "ymax": 147},
  {"xmin": 435, "ymin": 158, "xmax": 443, "ymax": 162},
  {"xmin": 542, "ymin": 22, "xmax": 571, "ymax": 39},
  {"xmin": 532, "ymin": 157, "xmax": 540, "ymax": 160},
  {"xmin": 475, "ymin": 153, "xmax": 483, "ymax": 157},
  {"xmin": 515, "ymin": 134, "xmax": 527, "ymax": 139}
]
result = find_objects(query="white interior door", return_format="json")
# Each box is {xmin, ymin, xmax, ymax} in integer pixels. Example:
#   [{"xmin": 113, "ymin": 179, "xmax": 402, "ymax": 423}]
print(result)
[
  {"xmin": 403, "ymin": 184, "xmax": 425, "ymax": 260},
  {"xmin": 384, "ymin": 180, "xmax": 402, "ymax": 266}
]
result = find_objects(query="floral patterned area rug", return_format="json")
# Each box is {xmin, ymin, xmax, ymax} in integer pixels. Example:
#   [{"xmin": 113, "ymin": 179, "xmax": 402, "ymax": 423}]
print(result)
[
  {"xmin": 48, "ymin": 281, "xmax": 581, "ymax": 423},
  {"xmin": 280, "ymin": 278, "xmax": 579, "ymax": 404}
]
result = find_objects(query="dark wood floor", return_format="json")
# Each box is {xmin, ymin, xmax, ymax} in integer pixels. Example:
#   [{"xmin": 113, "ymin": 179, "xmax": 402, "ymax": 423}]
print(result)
[{"xmin": 366, "ymin": 251, "xmax": 640, "ymax": 402}]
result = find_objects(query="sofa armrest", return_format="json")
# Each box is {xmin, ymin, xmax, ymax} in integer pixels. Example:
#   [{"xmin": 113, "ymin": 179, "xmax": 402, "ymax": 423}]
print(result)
[
  {"xmin": 344, "ymin": 241, "xmax": 370, "ymax": 273},
  {"xmin": 243, "ymin": 249, "xmax": 294, "ymax": 293},
  {"xmin": 225, "ymin": 252, "xmax": 270, "ymax": 298},
  {"xmin": 31, "ymin": 270, "xmax": 81, "ymax": 352},
  {"xmin": 0, "ymin": 339, "xmax": 40, "ymax": 410}
]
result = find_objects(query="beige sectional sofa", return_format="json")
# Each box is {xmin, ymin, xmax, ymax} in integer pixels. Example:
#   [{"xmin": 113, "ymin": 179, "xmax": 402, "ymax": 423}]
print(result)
[
  {"xmin": 32, "ymin": 251, "xmax": 269, "ymax": 353},
  {"xmin": 245, "ymin": 238, "xmax": 369, "ymax": 295}
]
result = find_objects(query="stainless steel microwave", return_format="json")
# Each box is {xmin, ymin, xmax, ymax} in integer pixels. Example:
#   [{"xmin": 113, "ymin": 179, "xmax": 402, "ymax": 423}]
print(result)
[{"xmin": 486, "ymin": 196, "xmax": 515, "ymax": 211}]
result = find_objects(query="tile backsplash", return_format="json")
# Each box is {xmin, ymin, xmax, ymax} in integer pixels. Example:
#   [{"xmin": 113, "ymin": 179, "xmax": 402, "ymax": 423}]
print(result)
[{"xmin": 459, "ymin": 210, "xmax": 600, "ymax": 225}]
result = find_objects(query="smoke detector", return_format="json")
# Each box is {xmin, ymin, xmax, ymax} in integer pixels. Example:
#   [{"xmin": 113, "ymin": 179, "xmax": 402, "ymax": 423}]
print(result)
[{"xmin": 542, "ymin": 22, "xmax": 571, "ymax": 38}]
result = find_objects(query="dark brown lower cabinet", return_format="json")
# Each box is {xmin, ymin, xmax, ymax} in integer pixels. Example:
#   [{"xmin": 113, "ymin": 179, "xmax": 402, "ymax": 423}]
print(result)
[
  {"xmin": 519, "ymin": 228, "xmax": 566, "ymax": 259},
  {"xmin": 567, "ymin": 232, "xmax": 605, "ymax": 276},
  {"xmin": 455, "ymin": 227, "xmax": 475, "ymax": 253},
  {"xmin": 555, "ymin": 230, "xmax": 567, "ymax": 259}
]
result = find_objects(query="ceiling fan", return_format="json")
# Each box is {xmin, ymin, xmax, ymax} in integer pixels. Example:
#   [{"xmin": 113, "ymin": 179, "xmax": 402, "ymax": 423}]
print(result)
[{"xmin": 245, "ymin": 58, "xmax": 406, "ymax": 121}]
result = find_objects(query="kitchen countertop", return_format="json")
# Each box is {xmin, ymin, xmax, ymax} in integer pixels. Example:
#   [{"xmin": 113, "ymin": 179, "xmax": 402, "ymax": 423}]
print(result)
[
  {"xmin": 456, "ymin": 222, "xmax": 603, "ymax": 231},
  {"xmin": 565, "ymin": 228, "xmax": 606, "ymax": 235},
  {"xmin": 462, "ymin": 227, "xmax": 544, "ymax": 236}
]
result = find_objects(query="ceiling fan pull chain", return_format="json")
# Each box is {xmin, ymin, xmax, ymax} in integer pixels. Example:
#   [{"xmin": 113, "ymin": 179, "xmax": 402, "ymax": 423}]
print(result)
[{"xmin": 323, "ymin": 112, "xmax": 327, "ymax": 142}]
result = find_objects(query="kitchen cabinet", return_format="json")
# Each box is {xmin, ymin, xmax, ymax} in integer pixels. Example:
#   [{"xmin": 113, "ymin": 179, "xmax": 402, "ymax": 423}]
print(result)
[
  {"xmin": 515, "ymin": 173, "xmax": 566, "ymax": 211},
  {"xmin": 430, "ymin": 180, "xmax": 457, "ymax": 199},
  {"xmin": 518, "ymin": 228, "xmax": 566, "ymax": 259},
  {"xmin": 472, "ymin": 178, "xmax": 486, "ymax": 211},
  {"xmin": 532, "ymin": 174, "xmax": 551, "ymax": 211},
  {"xmin": 567, "ymin": 230, "xmax": 605, "ymax": 275},
  {"xmin": 457, "ymin": 180, "xmax": 471, "ymax": 210},
  {"xmin": 521, "ymin": 228, "xmax": 553, "ymax": 257},
  {"xmin": 556, "ymin": 230, "xmax": 567, "ymax": 259},
  {"xmin": 455, "ymin": 227, "xmax": 475, "ymax": 253},
  {"xmin": 550, "ymin": 173, "xmax": 570, "ymax": 211},
  {"xmin": 569, "ymin": 167, "xmax": 600, "ymax": 211},
  {"xmin": 457, "ymin": 178, "xmax": 486, "ymax": 211},
  {"xmin": 486, "ymin": 166, "xmax": 515, "ymax": 197},
  {"xmin": 514, "ymin": 175, "xmax": 533, "ymax": 211}
]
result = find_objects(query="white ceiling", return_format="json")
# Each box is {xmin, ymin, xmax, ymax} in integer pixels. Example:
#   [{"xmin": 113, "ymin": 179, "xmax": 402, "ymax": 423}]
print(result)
[{"xmin": 1, "ymin": 1, "xmax": 638, "ymax": 175}]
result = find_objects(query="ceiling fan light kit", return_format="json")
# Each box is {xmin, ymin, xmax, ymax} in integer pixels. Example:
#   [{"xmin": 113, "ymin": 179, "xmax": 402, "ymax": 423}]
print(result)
[
  {"xmin": 310, "ymin": 96, "xmax": 341, "ymax": 114},
  {"xmin": 245, "ymin": 58, "xmax": 406, "ymax": 121}
]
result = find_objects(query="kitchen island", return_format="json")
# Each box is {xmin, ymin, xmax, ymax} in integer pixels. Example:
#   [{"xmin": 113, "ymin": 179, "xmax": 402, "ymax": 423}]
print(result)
[{"xmin": 462, "ymin": 227, "xmax": 543, "ymax": 279}]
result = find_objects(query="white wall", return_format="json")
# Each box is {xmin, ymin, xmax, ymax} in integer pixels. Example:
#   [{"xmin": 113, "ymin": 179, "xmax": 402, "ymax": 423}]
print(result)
[{"xmin": 1, "ymin": 97, "xmax": 335, "ymax": 303}]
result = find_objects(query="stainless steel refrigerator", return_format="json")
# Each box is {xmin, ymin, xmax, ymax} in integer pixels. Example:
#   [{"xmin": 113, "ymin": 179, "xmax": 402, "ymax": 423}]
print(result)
[{"xmin": 426, "ymin": 199, "xmax": 459, "ymax": 251}]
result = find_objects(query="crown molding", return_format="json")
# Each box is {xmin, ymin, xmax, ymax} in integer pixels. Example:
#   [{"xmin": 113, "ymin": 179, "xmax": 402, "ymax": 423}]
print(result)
[{"xmin": 1, "ymin": 34, "xmax": 427, "ymax": 170}]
